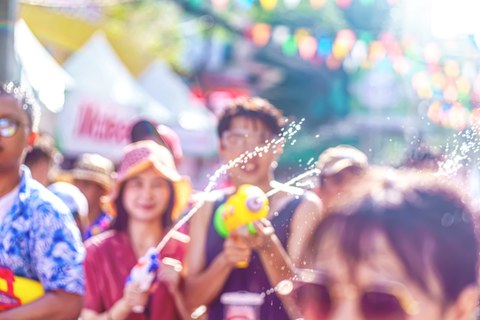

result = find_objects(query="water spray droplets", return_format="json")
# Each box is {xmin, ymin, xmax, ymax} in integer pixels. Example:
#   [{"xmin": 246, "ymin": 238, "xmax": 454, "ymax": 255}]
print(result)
[
  {"xmin": 437, "ymin": 128, "xmax": 480, "ymax": 178},
  {"xmin": 155, "ymin": 119, "xmax": 305, "ymax": 252}
]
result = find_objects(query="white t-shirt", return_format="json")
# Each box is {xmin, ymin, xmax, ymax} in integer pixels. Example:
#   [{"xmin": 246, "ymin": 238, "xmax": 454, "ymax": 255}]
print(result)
[{"xmin": 0, "ymin": 186, "xmax": 19, "ymax": 224}]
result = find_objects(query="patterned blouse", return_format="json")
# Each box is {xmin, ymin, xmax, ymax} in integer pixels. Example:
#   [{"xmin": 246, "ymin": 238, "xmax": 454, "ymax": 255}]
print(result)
[
  {"xmin": 0, "ymin": 166, "xmax": 85, "ymax": 295},
  {"xmin": 83, "ymin": 212, "xmax": 113, "ymax": 240}
]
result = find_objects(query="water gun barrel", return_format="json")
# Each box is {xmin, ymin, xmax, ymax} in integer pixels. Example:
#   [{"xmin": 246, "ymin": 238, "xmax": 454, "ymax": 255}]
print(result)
[{"xmin": 127, "ymin": 247, "xmax": 160, "ymax": 313}]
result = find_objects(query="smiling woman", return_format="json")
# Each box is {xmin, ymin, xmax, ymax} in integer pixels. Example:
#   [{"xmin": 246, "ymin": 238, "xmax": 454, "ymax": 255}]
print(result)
[{"xmin": 82, "ymin": 141, "xmax": 192, "ymax": 320}]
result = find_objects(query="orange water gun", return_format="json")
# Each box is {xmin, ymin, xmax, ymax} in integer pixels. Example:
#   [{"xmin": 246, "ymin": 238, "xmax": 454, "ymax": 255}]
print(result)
[
  {"xmin": 214, "ymin": 184, "xmax": 269, "ymax": 267},
  {"xmin": 0, "ymin": 267, "xmax": 44, "ymax": 311}
]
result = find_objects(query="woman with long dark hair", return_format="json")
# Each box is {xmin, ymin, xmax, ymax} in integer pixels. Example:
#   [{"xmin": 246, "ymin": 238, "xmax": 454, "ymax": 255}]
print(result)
[{"xmin": 81, "ymin": 141, "xmax": 191, "ymax": 320}]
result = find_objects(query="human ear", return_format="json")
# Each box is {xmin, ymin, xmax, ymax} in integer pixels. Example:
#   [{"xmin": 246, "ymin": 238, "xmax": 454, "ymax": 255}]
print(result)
[
  {"xmin": 444, "ymin": 285, "xmax": 479, "ymax": 320},
  {"xmin": 218, "ymin": 140, "xmax": 228, "ymax": 162}
]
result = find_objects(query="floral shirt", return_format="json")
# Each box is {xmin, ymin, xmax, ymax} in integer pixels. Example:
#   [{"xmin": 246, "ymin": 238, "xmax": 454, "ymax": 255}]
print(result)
[
  {"xmin": 83, "ymin": 212, "xmax": 113, "ymax": 240},
  {"xmin": 0, "ymin": 166, "xmax": 85, "ymax": 295}
]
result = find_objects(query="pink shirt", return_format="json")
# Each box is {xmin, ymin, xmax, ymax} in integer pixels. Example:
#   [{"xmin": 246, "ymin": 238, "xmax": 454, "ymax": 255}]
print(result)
[{"xmin": 84, "ymin": 230, "xmax": 185, "ymax": 320}]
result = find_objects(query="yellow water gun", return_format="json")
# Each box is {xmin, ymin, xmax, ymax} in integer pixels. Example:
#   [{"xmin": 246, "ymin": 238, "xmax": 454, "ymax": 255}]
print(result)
[
  {"xmin": 0, "ymin": 267, "xmax": 44, "ymax": 311},
  {"xmin": 214, "ymin": 184, "xmax": 269, "ymax": 267}
]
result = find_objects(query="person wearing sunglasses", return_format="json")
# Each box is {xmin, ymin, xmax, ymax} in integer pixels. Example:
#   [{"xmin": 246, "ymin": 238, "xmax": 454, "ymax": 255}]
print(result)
[
  {"xmin": 0, "ymin": 82, "xmax": 84, "ymax": 319},
  {"xmin": 184, "ymin": 97, "xmax": 323, "ymax": 319},
  {"xmin": 294, "ymin": 168, "xmax": 479, "ymax": 320}
]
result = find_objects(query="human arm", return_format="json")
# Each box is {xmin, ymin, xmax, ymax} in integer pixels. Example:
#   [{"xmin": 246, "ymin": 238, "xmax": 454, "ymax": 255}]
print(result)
[
  {"xmin": 81, "ymin": 282, "xmax": 149, "ymax": 320},
  {"xmin": 287, "ymin": 191, "xmax": 324, "ymax": 267},
  {"xmin": 242, "ymin": 219, "xmax": 301, "ymax": 319},
  {"xmin": 183, "ymin": 200, "xmax": 251, "ymax": 310},
  {"xmin": 157, "ymin": 258, "xmax": 192, "ymax": 320},
  {"xmin": 0, "ymin": 291, "xmax": 82, "ymax": 320}
]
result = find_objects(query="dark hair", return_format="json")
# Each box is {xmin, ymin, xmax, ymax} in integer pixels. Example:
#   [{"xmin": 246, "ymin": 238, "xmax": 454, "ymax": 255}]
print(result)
[
  {"xmin": 400, "ymin": 144, "xmax": 443, "ymax": 170},
  {"xmin": 307, "ymin": 170, "xmax": 479, "ymax": 305},
  {"xmin": 217, "ymin": 97, "xmax": 286, "ymax": 138},
  {"xmin": 0, "ymin": 82, "xmax": 41, "ymax": 132},
  {"xmin": 111, "ymin": 180, "xmax": 176, "ymax": 232},
  {"xmin": 25, "ymin": 134, "xmax": 62, "ymax": 167}
]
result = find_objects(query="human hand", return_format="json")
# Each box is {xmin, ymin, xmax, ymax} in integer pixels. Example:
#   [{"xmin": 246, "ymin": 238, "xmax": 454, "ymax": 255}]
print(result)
[
  {"xmin": 241, "ymin": 218, "xmax": 276, "ymax": 252},
  {"xmin": 222, "ymin": 235, "xmax": 252, "ymax": 267},
  {"xmin": 122, "ymin": 281, "xmax": 149, "ymax": 313},
  {"xmin": 157, "ymin": 257, "xmax": 183, "ymax": 294}
]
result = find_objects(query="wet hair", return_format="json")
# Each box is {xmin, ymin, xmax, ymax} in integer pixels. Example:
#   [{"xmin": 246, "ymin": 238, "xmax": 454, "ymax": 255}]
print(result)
[
  {"xmin": 217, "ymin": 97, "xmax": 286, "ymax": 138},
  {"xmin": 0, "ymin": 82, "xmax": 41, "ymax": 132},
  {"xmin": 111, "ymin": 180, "xmax": 176, "ymax": 232},
  {"xmin": 306, "ymin": 169, "xmax": 479, "ymax": 305}
]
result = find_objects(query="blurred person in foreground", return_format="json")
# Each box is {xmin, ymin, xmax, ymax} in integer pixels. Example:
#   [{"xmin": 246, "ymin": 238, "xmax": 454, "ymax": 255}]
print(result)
[
  {"xmin": 24, "ymin": 132, "xmax": 62, "ymax": 186},
  {"xmin": 292, "ymin": 167, "xmax": 479, "ymax": 320},
  {"xmin": 0, "ymin": 82, "xmax": 84, "ymax": 319},
  {"xmin": 316, "ymin": 145, "xmax": 368, "ymax": 211},
  {"xmin": 82, "ymin": 141, "xmax": 191, "ymax": 320},
  {"xmin": 184, "ymin": 97, "xmax": 323, "ymax": 319},
  {"xmin": 72, "ymin": 153, "xmax": 115, "ymax": 239},
  {"xmin": 48, "ymin": 182, "xmax": 89, "ymax": 234}
]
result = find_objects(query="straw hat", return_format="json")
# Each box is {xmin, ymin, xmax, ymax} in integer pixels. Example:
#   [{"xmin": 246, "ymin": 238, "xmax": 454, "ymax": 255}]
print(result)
[
  {"xmin": 317, "ymin": 145, "xmax": 368, "ymax": 179},
  {"xmin": 71, "ymin": 153, "xmax": 115, "ymax": 192},
  {"xmin": 114, "ymin": 140, "xmax": 191, "ymax": 221}
]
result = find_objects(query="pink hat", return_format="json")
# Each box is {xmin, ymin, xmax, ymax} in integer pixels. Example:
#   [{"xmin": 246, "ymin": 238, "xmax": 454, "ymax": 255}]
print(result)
[
  {"xmin": 130, "ymin": 120, "xmax": 183, "ymax": 165},
  {"xmin": 156, "ymin": 124, "xmax": 183, "ymax": 165},
  {"xmin": 113, "ymin": 140, "xmax": 191, "ymax": 220}
]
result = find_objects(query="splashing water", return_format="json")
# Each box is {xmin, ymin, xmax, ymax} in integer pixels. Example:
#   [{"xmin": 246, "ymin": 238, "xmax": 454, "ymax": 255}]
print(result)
[
  {"xmin": 437, "ymin": 128, "xmax": 480, "ymax": 178},
  {"xmin": 156, "ymin": 119, "xmax": 306, "ymax": 252},
  {"xmin": 264, "ymin": 167, "xmax": 320, "ymax": 199},
  {"xmin": 258, "ymin": 272, "xmax": 305, "ymax": 300}
]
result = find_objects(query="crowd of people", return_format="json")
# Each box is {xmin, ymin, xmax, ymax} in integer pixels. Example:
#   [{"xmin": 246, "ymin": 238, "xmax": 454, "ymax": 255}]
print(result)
[{"xmin": 0, "ymin": 81, "xmax": 479, "ymax": 320}]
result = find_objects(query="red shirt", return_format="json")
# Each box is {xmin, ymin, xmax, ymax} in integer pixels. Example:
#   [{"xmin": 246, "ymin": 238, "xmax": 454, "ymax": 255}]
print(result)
[{"xmin": 83, "ymin": 230, "xmax": 185, "ymax": 320}]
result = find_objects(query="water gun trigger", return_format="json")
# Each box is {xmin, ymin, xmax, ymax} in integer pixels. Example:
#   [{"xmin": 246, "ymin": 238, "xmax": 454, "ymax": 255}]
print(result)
[{"xmin": 214, "ymin": 185, "xmax": 269, "ymax": 239}]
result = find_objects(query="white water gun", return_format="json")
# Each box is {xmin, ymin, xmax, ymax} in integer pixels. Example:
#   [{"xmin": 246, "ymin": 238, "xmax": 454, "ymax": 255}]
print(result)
[{"xmin": 126, "ymin": 247, "xmax": 160, "ymax": 313}]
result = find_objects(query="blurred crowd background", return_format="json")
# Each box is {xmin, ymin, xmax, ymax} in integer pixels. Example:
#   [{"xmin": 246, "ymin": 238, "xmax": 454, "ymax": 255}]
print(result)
[{"xmin": 2, "ymin": 0, "xmax": 480, "ymax": 194}]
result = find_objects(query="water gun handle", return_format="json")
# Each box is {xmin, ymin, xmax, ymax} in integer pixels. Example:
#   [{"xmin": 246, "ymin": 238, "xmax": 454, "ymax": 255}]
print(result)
[
  {"xmin": 127, "ymin": 247, "xmax": 160, "ymax": 313},
  {"xmin": 214, "ymin": 185, "xmax": 269, "ymax": 269}
]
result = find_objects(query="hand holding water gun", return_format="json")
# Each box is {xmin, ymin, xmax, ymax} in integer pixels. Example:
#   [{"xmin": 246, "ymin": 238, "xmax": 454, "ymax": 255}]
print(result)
[
  {"xmin": 126, "ymin": 247, "xmax": 160, "ymax": 313},
  {"xmin": 214, "ymin": 184, "xmax": 269, "ymax": 267}
]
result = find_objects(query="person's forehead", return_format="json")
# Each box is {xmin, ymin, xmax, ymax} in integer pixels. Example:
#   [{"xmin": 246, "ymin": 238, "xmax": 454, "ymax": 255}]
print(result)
[
  {"xmin": 229, "ymin": 116, "xmax": 269, "ymax": 131},
  {"xmin": 129, "ymin": 166, "xmax": 164, "ymax": 179},
  {"xmin": 315, "ymin": 230, "xmax": 410, "ymax": 284},
  {"xmin": 0, "ymin": 95, "xmax": 28, "ymax": 121}
]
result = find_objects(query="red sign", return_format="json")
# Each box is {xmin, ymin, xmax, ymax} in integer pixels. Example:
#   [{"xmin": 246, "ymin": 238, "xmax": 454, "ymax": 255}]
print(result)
[{"xmin": 191, "ymin": 86, "xmax": 250, "ymax": 116}]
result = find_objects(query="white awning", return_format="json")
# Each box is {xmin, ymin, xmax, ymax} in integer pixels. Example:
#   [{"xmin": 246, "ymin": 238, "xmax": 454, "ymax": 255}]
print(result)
[{"xmin": 15, "ymin": 19, "xmax": 73, "ymax": 113}]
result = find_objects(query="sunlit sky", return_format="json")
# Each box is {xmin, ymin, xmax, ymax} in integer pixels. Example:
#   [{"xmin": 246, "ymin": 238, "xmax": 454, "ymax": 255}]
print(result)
[{"xmin": 430, "ymin": 0, "xmax": 480, "ymax": 38}]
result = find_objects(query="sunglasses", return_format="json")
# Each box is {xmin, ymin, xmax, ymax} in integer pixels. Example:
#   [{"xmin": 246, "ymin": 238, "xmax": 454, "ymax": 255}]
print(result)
[
  {"xmin": 0, "ymin": 118, "xmax": 23, "ymax": 137},
  {"xmin": 291, "ymin": 269, "xmax": 420, "ymax": 320}
]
